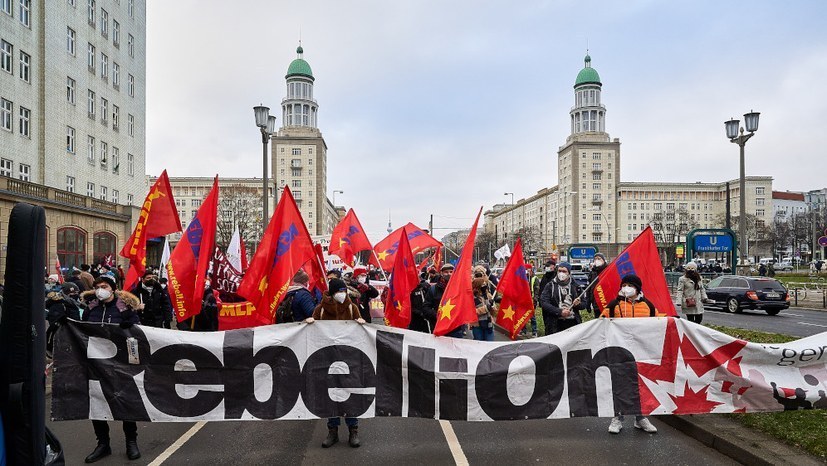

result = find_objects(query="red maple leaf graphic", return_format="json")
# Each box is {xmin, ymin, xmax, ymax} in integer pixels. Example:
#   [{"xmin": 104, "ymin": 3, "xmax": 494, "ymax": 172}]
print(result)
[{"xmin": 669, "ymin": 382, "xmax": 723, "ymax": 414}]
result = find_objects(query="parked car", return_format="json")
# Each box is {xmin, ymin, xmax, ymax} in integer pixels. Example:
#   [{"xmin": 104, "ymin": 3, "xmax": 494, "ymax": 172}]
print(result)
[
  {"xmin": 570, "ymin": 272, "xmax": 590, "ymax": 296},
  {"xmin": 775, "ymin": 262, "xmax": 793, "ymax": 271},
  {"xmin": 704, "ymin": 275, "xmax": 789, "ymax": 315}
]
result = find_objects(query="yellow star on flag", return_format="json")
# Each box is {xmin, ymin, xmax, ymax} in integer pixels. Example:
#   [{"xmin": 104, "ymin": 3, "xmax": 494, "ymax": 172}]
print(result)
[
  {"xmin": 501, "ymin": 305, "xmax": 515, "ymax": 321},
  {"xmin": 258, "ymin": 276, "xmax": 269, "ymax": 294},
  {"xmin": 439, "ymin": 299, "xmax": 455, "ymax": 320},
  {"xmin": 377, "ymin": 250, "xmax": 390, "ymax": 261},
  {"xmin": 338, "ymin": 238, "xmax": 349, "ymax": 247},
  {"xmin": 395, "ymin": 300, "xmax": 403, "ymax": 311}
]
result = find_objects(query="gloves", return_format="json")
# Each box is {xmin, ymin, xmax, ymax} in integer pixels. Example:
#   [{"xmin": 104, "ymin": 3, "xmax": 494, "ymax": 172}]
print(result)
[
  {"xmin": 119, "ymin": 321, "xmax": 134, "ymax": 329},
  {"xmin": 355, "ymin": 318, "xmax": 366, "ymax": 324},
  {"xmin": 303, "ymin": 317, "xmax": 315, "ymax": 324}
]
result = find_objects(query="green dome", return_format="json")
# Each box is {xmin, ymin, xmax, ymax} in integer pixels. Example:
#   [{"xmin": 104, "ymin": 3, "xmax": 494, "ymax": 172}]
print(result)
[
  {"xmin": 286, "ymin": 46, "xmax": 314, "ymax": 80},
  {"xmin": 574, "ymin": 54, "xmax": 601, "ymax": 87}
]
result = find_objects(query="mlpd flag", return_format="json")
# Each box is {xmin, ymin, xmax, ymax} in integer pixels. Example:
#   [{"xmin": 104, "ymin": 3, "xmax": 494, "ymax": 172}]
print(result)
[
  {"xmin": 120, "ymin": 170, "xmax": 182, "ymax": 289},
  {"xmin": 167, "ymin": 176, "xmax": 219, "ymax": 323},
  {"xmin": 237, "ymin": 186, "xmax": 316, "ymax": 325},
  {"xmin": 372, "ymin": 222, "xmax": 442, "ymax": 270},
  {"xmin": 329, "ymin": 208, "xmax": 373, "ymax": 267},
  {"xmin": 593, "ymin": 226, "xmax": 677, "ymax": 316},
  {"xmin": 496, "ymin": 238, "xmax": 535, "ymax": 339},
  {"xmin": 383, "ymin": 229, "xmax": 418, "ymax": 328},
  {"xmin": 433, "ymin": 208, "xmax": 483, "ymax": 336}
]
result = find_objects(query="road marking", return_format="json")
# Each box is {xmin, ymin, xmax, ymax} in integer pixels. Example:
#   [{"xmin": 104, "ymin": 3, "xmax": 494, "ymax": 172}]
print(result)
[
  {"xmin": 785, "ymin": 313, "xmax": 803, "ymax": 317},
  {"xmin": 148, "ymin": 421, "xmax": 206, "ymax": 466},
  {"xmin": 798, "ymin": 322, "xmax": 827, "ymax": 328},
  {"xmin": 439, "ymin": 420, "xmax": 469, "ymax": 466}
]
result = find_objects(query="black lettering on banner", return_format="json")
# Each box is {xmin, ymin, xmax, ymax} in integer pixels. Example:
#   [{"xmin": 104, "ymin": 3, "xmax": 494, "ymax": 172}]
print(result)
[
  {"xmin": 375, "ymin": 330, "xmax": 404, "ymax": 416},
  {"xmin": 439, "ymin": 357, "xmax": 469, "ymax": 421},
  {"xmin": 475, "ymin": 342, "xmax": 564, "ymax": 420},
  {"xmin": 301, "ymin": 345, "xmax": 376, "ymax": 419},
  {"xmin": 407, "ymin": 346, "xmax": 436, "ymax": 418},
  {"xmin": 222, "ymin": 329, "xmax": 301, "ymax": 420},
  {"xmin": 566, "ymin": 347, "xmax": 640, "ymax": 417},
  {"xmin": 143, "ymin": 344, "xmax": 224, "ymax": 418}
]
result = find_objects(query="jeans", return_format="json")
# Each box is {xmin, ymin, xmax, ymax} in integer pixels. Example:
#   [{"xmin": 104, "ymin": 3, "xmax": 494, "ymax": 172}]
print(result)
[
  {"xmin": 686, "ymin": 314, "xmax": 703, "ymax": 324},
  {"xmin": 92, "ymin": 420, "xmax": 137, "ymax": 443},
  {"xmin": 472, "ymin": 325, "xmax": 494, "ymax": 341},
  {"xmin": 328, "ymin": 417, "xmax": 358, "ymax": 428}
]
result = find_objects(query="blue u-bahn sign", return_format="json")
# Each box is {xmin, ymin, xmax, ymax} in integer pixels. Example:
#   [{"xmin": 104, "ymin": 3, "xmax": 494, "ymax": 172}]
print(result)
[
  {"xmin": 568, "ymin": 245, "xmax": 598, "ymax": 260},
  {"xmin": 694, "ymin": 234, "xmax": 733, "ymax": 252}
]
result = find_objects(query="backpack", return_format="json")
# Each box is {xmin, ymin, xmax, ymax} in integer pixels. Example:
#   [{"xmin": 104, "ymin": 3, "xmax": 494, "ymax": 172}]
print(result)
[{"xmin": 275, "ymin": 291, "xmax": 296, "ymax": 323}]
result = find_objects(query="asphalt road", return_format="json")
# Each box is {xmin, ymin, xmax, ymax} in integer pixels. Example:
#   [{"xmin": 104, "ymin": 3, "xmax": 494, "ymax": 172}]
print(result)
[{"xmin": 701, "ymin": 306, "xmax": 827, "ymax": 338}]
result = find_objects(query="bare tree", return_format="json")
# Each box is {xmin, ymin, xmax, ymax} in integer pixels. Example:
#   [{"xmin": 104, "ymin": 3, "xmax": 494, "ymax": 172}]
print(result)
[
  {"xmin": 513, "ymin": 225, "xmax": 543, "ymax": 258},
  {"xmin": 217, "ymin": 185, "xmax": 263, "ymax": 253},
  {"xmin": 651, "ymin": 207, "xmax": 699, "ymax": 264}
]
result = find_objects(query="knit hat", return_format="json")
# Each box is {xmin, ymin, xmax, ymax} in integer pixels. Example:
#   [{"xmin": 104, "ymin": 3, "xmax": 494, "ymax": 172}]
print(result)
[
  {"xmin": 353, "ymin": 267, "xmax": 367, "ymax": 276},
  {"xmin": 473, "ymin": 265, "xmax": 487, "ymax": 276},
  {"xmin": 328, "ymin": 278, "xmax": 348, "ymax": 294},
  {"xmin": 620, "ymin": 274, "xmax": 642, "ymax": 293},
  {"xmin": 48, "ymin": 274, "xmax": 59, "ymax": 282},
  {"xmin": 594, "ymin": 253, "xmax": 607, "ymax": 262},
  {"xmin": 684, "ymin": 262, "xmax": 698, "ymax": 271},
  {"xmin": 327, "ymin": 269, "xmax": 342, "ymax": 279},
  {"xmin": 93, "ymin": 275, "xmax": 117, "ymax": 290},
  {"xmin": 440, "ymin": 263, "xmax": 455, "ymax": 271},
  {"xmin": 556, "ymin": 262, "xmax": 572, "ymax": 272},
  {"xmin": 61, "ymin": 282, "xmax": 80, "ymax": 294}
]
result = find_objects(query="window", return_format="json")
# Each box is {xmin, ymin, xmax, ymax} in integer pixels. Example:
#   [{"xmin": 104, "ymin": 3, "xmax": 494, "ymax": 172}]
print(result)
[
  {"xmin": 111, "ymin": 146, "xmax": 118, "ymax": 172},
  {"xmin": 291, "ymin": 168, "xmax": 301, "ymax": 177},
  {"xmin": 592, "ymin": 152, "xmax": 601, "ymax": 160},
  {"xmin": 18, "ymin": 0, "xmax": 29, "ymax": 27},
  {"xmin": 93, "ymin": 231, "xmax": 116, "ymax": 264},
  {"xmin": 112, "ymin": 62, "xmax": 119, "ymax": 88},
  {"xmin": 127, "ymin": 0, "xmax": 133, "ymax": 17},
  {"xmin": 67, "ymin": 27, "xmax": 76, "ymax": 54},
  {"xmin": 100, "ymin": 97, "xmax": 107, "ymax": 124},
  {"xmin": 756, "ymin": 186, "xmax": 765, "ymax": 195},
  {"xmin": 18, "ymin": 106, "xmax": 29, "ymax": 137},
  {"xmin": 593, "ymin": 214, "xmax": 601, "ymax": 221},
  {"xmin": 112, "ymin": 105, "xmax": 119, "ymax": 130},
  {"xmin": 112, "ymin": 20, "xmax": 120, "ymax": 46},
  {"xmin": 592, "ymin": 183, "xmax": 601, "ymax": 190},
  {"xmin": 292, "ymin": 179, "xmax": 301, "ymax": 188},
  {"xmin": 68, "ymin": 0, "xmax": 75, "ymax": 5},
  {"xmin": 666, "ymin": 202, "xmax": 675, "ymax": 210},
  {"xmin": 100, "ymin": 52, "xmax": 107, "ymax": 80},
  {"xmin": 756, "ymin": 198, "xmax": 765, "ymax": 206},
  {"xmin": 191, "ymin": 199, "xmax": 201, "ymax": 207},
  {"xmin": 127, "ymin": 153, "xmax": 133, "ymax": 175},
  {"xmin": 1, "ymin": 40, "xmax": 12, "ymax": 74},
  {"xmin": 87, "ymin": 43, "xmax": 95, "ymax": 71},
  {"xmin": 87, "ymin": 0, "xmax": 94, "ymax": 25},
  {"xmin": 66, "ymin": 126, "xmax": 75, "ymax": 152},
  {"xmin": 87, "ymin": 89, "xmax": 95, "ymax": 118},
  {"xmin": 1, "ymin": 0, "xmax": 10, "ymax": 15},
  {"xmin": 66, "ymin": 77, "xmax": 75, "ymax": 103},
  {"xmin": 66, "ymin": 175, "xmax": 75, "ymax": 192},
  {"xmin": 127, "ymin": 113, "xmax": 134, "ymax": 136},
  {"xmin": 87, "ymin": 135, "xmax": 95, "ymax": 163},
  {"xmin": 100, "ymin": 8, "xmax": 108, "ymax": 37},
  {"xmin": 99, "ymin": 185, "xmax": 106, "ymax": 200},
  {"xmin": 1, "ymin": 99, "xmax": 11, "ymax": 130},
  {"xmin": 86, "ymin": 181, "xmax": 94, "ymax": 197},
  {"xmin": 292, "ymin": 148, "xmax": 301, "ymax": 155},
  {"xmin": 127, "ymin": 193, "xmax": 133, "ymax": 205},
  {"xmin": 127, "ymin": 74, "xmax": 134, "ymax": 96},
  {"xmin": 100, "ymin": 140, "xmax": 107, "ymax": 169},
  {"xmin": 57, "ymin": 227, "xmax": 87, "ymax": 271},
  {"xmin": 16, "ymin": 163, "xmax": 29, "ymax": 181},
  {"xmin": 0, "ymin": 158, "xmax": 11, "ymax": 176},
  {"xmin": 127, "ymin": 33, "xmax": 133, "ymax": 57},
  {"xmin": 18, "ymin": 50, "xmax": 29, "ymax": 82}
]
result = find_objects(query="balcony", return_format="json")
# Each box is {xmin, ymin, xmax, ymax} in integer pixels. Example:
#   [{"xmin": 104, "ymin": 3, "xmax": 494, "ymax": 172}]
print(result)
[
  {"xmin": 591, "ymin": 168, "xmax": 603, "ymax": 173},
  {"xmin": 591, "ymin": 199, "xmax": 604, "ymax": 205},
  {"xmin": 290, "ymin": 160, "xmax": 302, "ymax": 168},
  {"xmin": 0, "ymin": 176, "xmax": 130, "ymax": 219}
]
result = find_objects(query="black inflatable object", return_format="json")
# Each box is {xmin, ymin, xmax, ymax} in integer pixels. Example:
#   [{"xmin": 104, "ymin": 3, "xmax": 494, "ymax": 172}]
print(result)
[{"xmin": 0, "ymin": 203, "xmax": 48, "ymax": 465}]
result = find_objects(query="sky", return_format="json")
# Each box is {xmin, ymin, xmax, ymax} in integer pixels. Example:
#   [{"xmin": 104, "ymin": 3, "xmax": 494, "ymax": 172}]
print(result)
[{"xmin": 146, "ymin": 0, "xmax": 827, "ymax": 243}]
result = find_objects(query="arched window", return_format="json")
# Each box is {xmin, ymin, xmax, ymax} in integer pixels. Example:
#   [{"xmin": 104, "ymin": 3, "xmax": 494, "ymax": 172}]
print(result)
[
  {"xmin": 93, "ymin": 231, "xmax": 117, "ymax": 265},
  {"xmin": 57, "ymin": 226, "xmax": 87, "ymax": 271}
]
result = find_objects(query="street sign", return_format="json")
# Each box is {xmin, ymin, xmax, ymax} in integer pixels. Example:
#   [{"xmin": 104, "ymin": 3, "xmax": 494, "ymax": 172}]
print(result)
[
  {"xmin": 569, "ymin": 246, "xmax": 597, "ymax": 260},
  {"xmin": 676, "ymin": 244, "xmax": 685, "ymax": 258},
  {"xmin": 694, "ymin": 234, "xmax": 733, "ymax": 252}
]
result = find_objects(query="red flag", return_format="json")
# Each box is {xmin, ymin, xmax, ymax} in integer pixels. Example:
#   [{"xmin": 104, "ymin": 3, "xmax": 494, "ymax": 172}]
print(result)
[
  {"xmin": 433, "ymin": 208, "xmax": 482, "ymax": 336},
  {"xmin": 372, "ymin": 222, "xmax": 442, "ymax": 270},
  {"xmin": 383, "ymin": 230, "xmax": 419, "ymax": 328},
  {"xmin": 237, "ymin": 186, "xmax": 316, "ymax": 325},
  {"xmin": 54, "ymin": 257, "xmax": 64, "ymax": 284},
  {"xmin": 240, "ymin": 235, "xmax": 249, "ymax": 272},
  {"xmin": 217, "ymin": 301, "xmax": 260, "ymax": 330},
  {"xmin": 120, "ymin": 170, "xmax": 182, "ymax": 289},
  {"xmin": 433, "ymin": 246, "xmax": 442, "ymax": 271},
  {"xmin": 495, "ymin": 238, "xmax": 535, "ymax": 340},
  {"xmin": 167, "ymin": 177, "xmax": 219, "ymax": 323},
  {"xmin": 593, "ymin": 227, "xmax": 677, "ymax": 316},
  {"xmin": 329, "ymin": 209, "xmax": 373, "ymax": 267},
  {"xmin": 307, "ymin": 243, "xmax": 329, "ymax": 294}
]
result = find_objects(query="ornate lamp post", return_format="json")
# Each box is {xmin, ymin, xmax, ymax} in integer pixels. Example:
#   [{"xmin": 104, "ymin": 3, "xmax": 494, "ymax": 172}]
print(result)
[
  {"xmin": 254, "ymin": 105, "xmax": 277, "ymax": 234},
  {"xmin": 725, "ymin": 110, "xmax": 760, "ymax": 271}
]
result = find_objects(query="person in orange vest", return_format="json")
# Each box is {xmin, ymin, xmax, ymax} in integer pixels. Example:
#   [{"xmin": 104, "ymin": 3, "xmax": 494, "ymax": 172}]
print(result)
[{"xmin": 601, "ymin": 274, "xmax": 660, "ymax": 434}]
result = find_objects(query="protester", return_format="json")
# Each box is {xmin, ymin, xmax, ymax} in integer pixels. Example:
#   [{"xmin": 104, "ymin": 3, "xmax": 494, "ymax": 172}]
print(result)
[
  {"xmin": 67, "ymin": 269, "xmax": 89, "ymax": 291},
  {"xmin": 45, "ymin": 274, "xmax": 62, "ymax": 294},
  {"xmin": 130, "ymin": 271, "xmax": 173, "ymax": 328},
  {"xmin": 427, "ymin": 267, "xmax": 439, "ymax": 284},
  {"xmin": 600, "ymin": 274, "xmax": 659, "ymax": 434},
  {"xmin": 675, "ymin": 262, "xmax": 709, "ymax": 324},
  {"xmin": 408, "ymin": 278, "xmax": 436, "ymax": 333},
  {"xmin": 426, "ymin": 263, "xmax": 465, "ymax": 338},
  {"xmin": 189, "ymin": 279, "xmax": 219, "ymax": 331},
  {"xmin": 471, "ymin": 276, "xmax": 494, "ymax": 341},
  {"xmin": 45, "ymin": 282, "xmax": 84, "ymax": 358},
  {"xmin": 349, "ymin": 266, "xmax": 379, "ymax": 322},
  {"xmin": 537, "ymin": 260, "xmax": 556, "ymax": 296},
  {"xmin": 758, "ymin": 263, "xmax": 767, "ymax": 276},
  {"xmin": 305, "ymin": 278, "xmax": 366, "ymax": 448},
  {"xmin": 286, "ymin": 269, "xmax": 318, "ymax": 322},
  {"xmin": 78, "ymin": 263, "xmax": 95, "ymax": 289},
  {"xmin": 585, "ymin": 253, "xmax": 609, "ymax": 318},
  {"xmin": 539, "ymin": 262, "xmax": 584, "ymax": 335},
  {"xmin": 522, "ymin": 266, "xmax": 539, "ymax": 338},
  {"xmin": 81, "ymin": 276, "xmax": 142, "ymax": 461}
]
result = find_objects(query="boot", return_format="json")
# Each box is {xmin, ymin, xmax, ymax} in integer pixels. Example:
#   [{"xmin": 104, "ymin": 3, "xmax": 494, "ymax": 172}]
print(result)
[
  {"xmin": 348, "ymin": 426, "xmax": 361, "ymax": 448},
  {"xmin": 322, "ymin": 427, "xmax": 339, "ymax": 448},
  {"xmin": 126, "ymin": 439, "xmax": 141, "ymax": 460},
  {"xmin": 84, "ymin": 443, "xmax": 112, "ymax": 463}
]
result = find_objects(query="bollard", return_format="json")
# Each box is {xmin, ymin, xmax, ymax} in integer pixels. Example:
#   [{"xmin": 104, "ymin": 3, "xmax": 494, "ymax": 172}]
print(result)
[
  {"xmin": 823, "ymin": 290, "xmax": 826, "ymax": 309},
  {"xmin": 794, "ymin": 288, "xmax": 799, "ymax": 307}
]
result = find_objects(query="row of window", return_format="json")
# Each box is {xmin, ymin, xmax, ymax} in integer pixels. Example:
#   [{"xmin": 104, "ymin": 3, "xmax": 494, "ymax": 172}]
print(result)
[
  {"xmin": 0, "ymin": 98, "xmax": 30, "ymax": 137},
  {"xmin": 619, "ymin": 190, "xmax": 724, "ymax": 201},
  {"xmin": 0, "ymin": 39, "xmax": 30, "ymax": 83},
  {"xmin": 280, "ymin": 168, "xmax": 313, "ymax": 177},
  {"xmin": 0, "ymin": 158, "xmax": 29, "ymax": 180},
  {"xmin": 282, "ymin": 147, "xmax": 314, "ymax": 155},
  {"xmin": 56, "ymin": 226, "xmax": 121, "ymax": 271},
  {"xmin": 65, "ymin": 126, "xmax": 135, "ymax": 175},
  {"xmin": 1, "ymin": 0, "xmax": 30, "ymax": 27},
  {"xmin": 66, "ymin": 77, "xmax": 136, "ymax": 135}
]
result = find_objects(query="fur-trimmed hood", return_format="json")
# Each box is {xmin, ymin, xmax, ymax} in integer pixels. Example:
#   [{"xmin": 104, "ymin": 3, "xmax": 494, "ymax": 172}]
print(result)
[{"xmin": 81, "ymin": 289, "xmax": 140, "ymax": 311}]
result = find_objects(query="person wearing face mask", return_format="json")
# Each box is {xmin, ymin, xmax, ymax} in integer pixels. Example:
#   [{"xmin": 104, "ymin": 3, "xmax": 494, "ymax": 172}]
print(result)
[
  {"xmin": 426, "ymin": 263, "xmax": 466, "ymax": 338},
  {"xmin": 130, "ymin": 272, "xmax": 173, "ymax": 328},
  {"xmin": 306, "ymin": 278, "xmax": 366, "ymax": 448},
  {"xmin": 537, "ymin": 260, "xmax": 556, "ymax": 298},
  {"xmin": 80, "ymin": 275, "xmax": 142, "ymax": 462},
  {"xmin": 599, "ymin": 274, "xmax": 661, "ymax": 435},
  {"xmin": 348, "ymin": 266, "xmax": 379, "ymax": 322},
  {"xmin": 585, "ymin": 253, "xmax": 609, "ymax": 318},
  {"xmin": 45, "ymin": 282, "xmax": 85, "ymax": 358},
  {"xmin": 539, "ymin": 262, "xmax": 584, "ymax": 335}
]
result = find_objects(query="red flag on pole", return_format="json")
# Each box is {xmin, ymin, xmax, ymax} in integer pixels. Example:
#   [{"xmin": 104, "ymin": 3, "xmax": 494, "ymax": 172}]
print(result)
[
  {"xmin": 237, "ymin": 186, "xmax": 316, "ymax": 325},
  {"xmin": 371, "ymin": 222, "xmax": 442, "ymax": 270},
  {"xmin": 240, "ymin": 235, "xmax": 249, "ymax": 272},
  {"xmin": 495, "ymin": 238, "xmax": 536, "ymax": 339},
  {"xmin": 307, "ymin": 243, "xmax": 329, "ymax": 294},
  {"xmin": 54, "ymin": 257, "xmax": 64, "ymax": 284},
  {"xmin": 593, "ymin": 226, "xmax": 677, "ymax": 316},
  {"xmin": 383, "ymin": 230, "xmax": 419, "ymax": 328},
  {"xmin": 167, "ymin": 176, "xmax": 219, "ymax": 323},
  {"xmin": 329, "ymin": 209, "xmax": 373, "ymax": 267},
  {"xmin": 433, "ymin": 208, "xmax": 482, "ymax": 336},
  {"xmin": 120, "ymin": 170, "xmax": 182, "ymax": 290}
]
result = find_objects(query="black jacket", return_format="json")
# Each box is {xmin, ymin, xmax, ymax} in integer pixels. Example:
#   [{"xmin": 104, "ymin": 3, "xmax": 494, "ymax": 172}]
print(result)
[
  {"xmin": 409, "ymin": 281, "xmax": 436, "ymax": 333},
  {"xmin": 81, "ymin": 290, "xmax": 141, "ymax": 325},
  {"xmin": 131, "ymin": 283, "xmax": 173, "ymax": 328},
  {"xmin": 351, "ymin": 282, "xmax": 379, "ymax": 321},
  {"xmin": 540, "ymin": 278, "xmax": 585, "ymax": 334},
  {"xmin": 191, "ymin": 288, "xmax": 219, "ymax": 331}
]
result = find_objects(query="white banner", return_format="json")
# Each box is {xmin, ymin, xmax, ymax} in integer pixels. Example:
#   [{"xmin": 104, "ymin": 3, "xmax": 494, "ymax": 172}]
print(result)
[
  {"xmin": 51, "ymin": 318, "xmax": 827, "ymax": 422},
  {"xmin": 494, "ymin": 244, "xmax": 511, "ymax": 260}
]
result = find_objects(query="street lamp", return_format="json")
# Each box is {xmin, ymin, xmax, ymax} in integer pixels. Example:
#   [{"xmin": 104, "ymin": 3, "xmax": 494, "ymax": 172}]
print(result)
[
  {"xmin": 725, "ymin": 110, "xmax": 760, "ymax": 271},
  {"xmin": 254, "ymin": 104, "xmax": 277, "ymax": 235},
  {"xmin": 504, "ymin": 192, "xmax": 514, "ymax": 241},
  {"xmin": 333, "ymin": 189, "xmax": 344, "ymax": 206}
]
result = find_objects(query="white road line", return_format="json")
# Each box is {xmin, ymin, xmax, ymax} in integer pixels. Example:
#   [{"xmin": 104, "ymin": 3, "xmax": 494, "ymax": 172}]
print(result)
[
  {"xmin": 798, "ymin": 322, "xmax": 827, "ymax": 328},
  {"xmin": 439, "ymin": 420, "xmax": 469, "ymax": 466},
  {"xmin": 148, "ymin": 421, "xmax": 207, "ymax": 466},
  {"xmin": 785, "ymin": 313, "xmax": 803, "ymax": 317}
]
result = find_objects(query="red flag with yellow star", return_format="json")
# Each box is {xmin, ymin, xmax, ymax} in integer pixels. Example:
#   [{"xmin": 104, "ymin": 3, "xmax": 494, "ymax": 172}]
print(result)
[
  {"xmin": 495, "ymin": 238, "xmax": 535, "ymax": 340},
  {"xmin": 237, "ymin": 186, "xmax": 316, "ymax": 325},
  {"xmin": 328, "ymin": 208, "xmax": 373, "ymax": 267},
  {"xmin": 371, "ymin": 222, "xmax": 442, "ymax": 270},
  {"xmin": 433, "ymin": 208, "xmax": 482, "ymax": 337},
  {"xmin": 383, "ymin": 229, "xmax": 418, "ymax": 328}
]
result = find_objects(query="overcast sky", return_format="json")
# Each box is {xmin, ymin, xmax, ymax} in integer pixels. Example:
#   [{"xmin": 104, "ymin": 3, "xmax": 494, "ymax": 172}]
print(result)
[{"xmin": 146, "ymin": 0, "xmax": 827, "ymax": 243}]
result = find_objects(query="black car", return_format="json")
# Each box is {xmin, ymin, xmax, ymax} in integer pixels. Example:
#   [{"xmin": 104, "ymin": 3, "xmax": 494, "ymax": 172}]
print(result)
[
  {"xmin": 570, "ymin": 272, "xmax": 589, "ymax": 296},
  {"xmin": 704, "ymin": 275, "xmax": 789, "ymax": 315}
]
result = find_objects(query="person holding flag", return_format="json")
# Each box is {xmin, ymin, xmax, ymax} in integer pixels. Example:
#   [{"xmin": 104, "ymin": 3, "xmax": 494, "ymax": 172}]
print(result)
[
  {"xmin": 470, "ymin": 275, "xmax": 495, "ymax": 341},
  {"xmin": 497, "ymin": 238, "xmax": 537, "ymax": 340},
  {"xmin": 382, "ymin": 230, "xmax": 419, "ymax": 329},
  {"xmin": 539, "ymin": 262, "xmax": 585, "ymax": 335},
  {"xmin": 348, "ymin": 266, "xmax": 379, "ymax": 322}
]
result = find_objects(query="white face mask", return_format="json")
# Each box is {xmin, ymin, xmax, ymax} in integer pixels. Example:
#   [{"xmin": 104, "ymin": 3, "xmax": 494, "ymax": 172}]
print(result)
[
  {"xmin": 545, "ymin": 267, "xmax": 552, "ymax": 272},
  {"xmin": 333, "ymin": 291, "xmax": 347, "ymax": 304},
  {"xmin": 594, "ymin": 259, "xmax": 605, "ymax": 267},
  {"xmin": 357, "ymin": 276, "xmax": 367, "ymax": 284},
  {"xmin": 620, "ymin": 286, "xmax": 636, "ymax": 298},
  {"xmin": 95, "ymin": 288, "xmax": 112, "ymax": 301},
  {"xmin": 557, "ymin": 272, "xmax": 569, "ymax": 281}
]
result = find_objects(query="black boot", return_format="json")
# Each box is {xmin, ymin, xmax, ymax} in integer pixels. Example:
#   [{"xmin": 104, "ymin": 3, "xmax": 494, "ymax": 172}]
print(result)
[
  {"xmin": 126, "ymin": 439, "xmax": 141, "ymax": 460},
  {"xmin": 84, "ymin": 443, "xmax": 112, "ymax": 463},
  {"xmin": 348, "ymin": 426, "xmax": 361, "ymax": 448},
  {"xmin": 322, "ymin": 427, "xmax": 339, "ymax": 448}
]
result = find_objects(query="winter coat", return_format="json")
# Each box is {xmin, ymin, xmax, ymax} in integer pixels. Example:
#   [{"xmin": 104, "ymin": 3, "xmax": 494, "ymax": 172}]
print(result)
[
  {"xmin": 601, "ymin": 294, "xmax": 660, "ymax": 318},
  {"xmin": 675, "ymin": 276, "xmax": 708, "ymax": 315},
  {"xmin": 312, "ymin": 294, "xmax": 361, "ymax": 321},
  {"xmin": 287, "ymin": 285, "xmax": 318, "ymax": 322},
  {"xmin": 131, "ymin": 283, "xmax": 173, "ymax": 328},
  {"xmin": 81, "ymin": 290, "xmax": 141, "ymax": 325},
  {"xmin": 191, "ymin": 288, "xmax": 219, "ymax": 331},
  {"xmin": 540, "ymin": 278, "xmax": 585, "ymax": 334},
  {"xmin": 538, "ymin": 272, "xmax": 555, "ymax": 297},
  {"xmin": 46, "ymin": 291, "xmax": 83, "ymax": 324},
  {"xmin": 350, "ymin": 281, "xmax": 379, "ymax": 321},
  {"xmin": 409, "ymin": 281, "xmax": 436, "ymax": 333}
]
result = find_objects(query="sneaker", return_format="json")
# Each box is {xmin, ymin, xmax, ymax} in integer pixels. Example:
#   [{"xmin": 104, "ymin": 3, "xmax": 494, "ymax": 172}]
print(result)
[
  {"xmin": 634, "ymin": 417, "xmax": 658, "ymax": 433},
  {"xmin": 608, "ymin": 417, "xmax": 623, "ymax": 434}
]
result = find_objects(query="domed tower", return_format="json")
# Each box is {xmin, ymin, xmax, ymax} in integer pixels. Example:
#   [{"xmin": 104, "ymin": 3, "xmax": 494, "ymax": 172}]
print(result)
[
  {"xmin": 282, "ymin": 46, "xmax": 318, "ymax": 129},
  {"xmin": 570, "ymin": 54, "xmax": 605, "ymax": 135}
]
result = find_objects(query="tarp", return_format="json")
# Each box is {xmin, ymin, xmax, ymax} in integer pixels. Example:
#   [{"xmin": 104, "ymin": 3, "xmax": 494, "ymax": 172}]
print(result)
[{"xmin": 51, "ymin": 318, "xmax": 827, "ymax": 422}]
